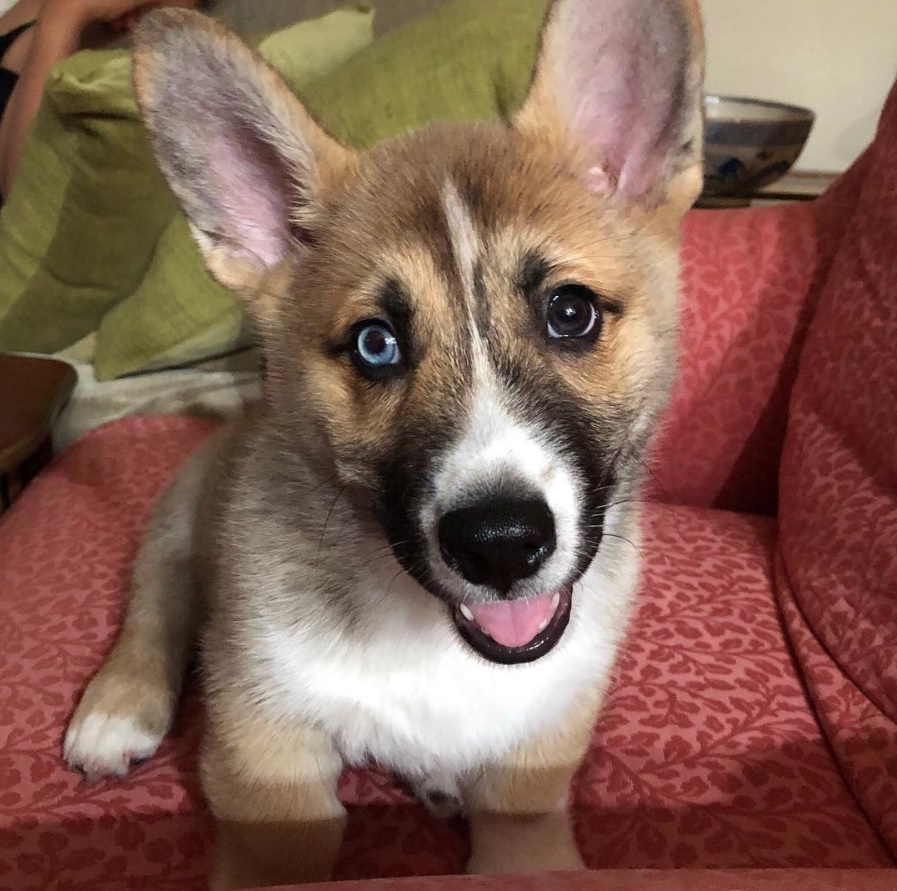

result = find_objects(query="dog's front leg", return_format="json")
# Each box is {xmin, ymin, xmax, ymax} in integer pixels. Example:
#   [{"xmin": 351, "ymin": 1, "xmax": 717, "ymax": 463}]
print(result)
[
  {"xmin": 463, "ymin": 698, "xmax": 599, "ymax": 876},
  {"xmin": 200, "ymin": 707, "xmax": 345, "ymax": 890}
]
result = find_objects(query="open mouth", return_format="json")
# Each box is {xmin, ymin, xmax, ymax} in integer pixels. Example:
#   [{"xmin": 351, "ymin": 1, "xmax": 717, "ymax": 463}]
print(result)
[{"xmin": 452, "ymin": 587, "xmax": 572, "ymax": 665}]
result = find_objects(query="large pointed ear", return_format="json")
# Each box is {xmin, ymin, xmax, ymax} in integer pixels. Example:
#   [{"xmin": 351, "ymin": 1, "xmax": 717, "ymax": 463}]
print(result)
[
  {"xmin": 132, "ymin": 9, "xmax": 355, "ymax": 308},
  {"xmin": 515, "ymin": 0, "xmax": 705, "ymax": 219}
]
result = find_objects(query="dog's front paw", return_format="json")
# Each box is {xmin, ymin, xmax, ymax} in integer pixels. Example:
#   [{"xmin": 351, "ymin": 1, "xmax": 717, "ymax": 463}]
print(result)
[{"xmin": 64, "ymin": 670, "xmax": 174, "ymax": 782}]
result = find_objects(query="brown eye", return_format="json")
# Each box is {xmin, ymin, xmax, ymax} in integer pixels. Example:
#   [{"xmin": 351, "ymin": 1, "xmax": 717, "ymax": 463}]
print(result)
[{"xmin": 546, "ymin": 286, "xmax": 600, "ymax": 340}]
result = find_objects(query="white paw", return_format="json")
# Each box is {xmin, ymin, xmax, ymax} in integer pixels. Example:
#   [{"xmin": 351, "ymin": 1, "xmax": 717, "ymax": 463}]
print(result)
[{"xmin": 64, "ymin": 712, "xmax": 164, "ymax": 782}]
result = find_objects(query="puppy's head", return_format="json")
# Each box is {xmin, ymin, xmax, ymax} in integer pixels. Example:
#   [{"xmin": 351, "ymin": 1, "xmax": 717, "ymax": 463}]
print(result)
[{"xmin": 134, "ymin": 0, "xmax": 704, "ymax": 665}]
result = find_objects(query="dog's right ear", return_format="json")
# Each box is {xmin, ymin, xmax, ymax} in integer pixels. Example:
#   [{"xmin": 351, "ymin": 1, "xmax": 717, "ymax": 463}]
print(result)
[
  {"xmin": 515, "ymin": 0, "xmax": 705, "ymax": 222},
  {"xmin": 132, "ymin": 9, "xmax": 355, "ymax": 316}
]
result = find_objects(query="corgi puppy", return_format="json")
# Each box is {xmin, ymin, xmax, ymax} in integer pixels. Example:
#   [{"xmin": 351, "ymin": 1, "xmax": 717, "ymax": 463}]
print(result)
[{"xmin": 64, "ymin": 0, "xmax": 705, "ymax": 886}]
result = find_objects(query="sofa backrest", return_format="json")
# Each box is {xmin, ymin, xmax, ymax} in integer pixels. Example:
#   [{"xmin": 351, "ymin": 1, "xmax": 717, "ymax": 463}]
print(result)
[
  {"xmin": 777, "ymin": 76, "xmax": 897, "ymax": 718},
  {"xmin": 647, "ymin": 142, "xmax": 872, "ymax": 515}
]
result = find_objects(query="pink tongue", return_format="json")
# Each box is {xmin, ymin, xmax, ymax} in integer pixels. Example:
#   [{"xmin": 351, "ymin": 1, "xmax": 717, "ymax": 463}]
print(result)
[{"xmin": 466, "ymin": 593, "xmax": 557, "ymax": 648}]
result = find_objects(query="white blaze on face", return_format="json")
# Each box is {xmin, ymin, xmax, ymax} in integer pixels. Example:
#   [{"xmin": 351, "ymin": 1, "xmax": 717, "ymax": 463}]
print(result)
[{"xmin": 421, "ymin": 181, "xmax": 582, "ymax": 600}]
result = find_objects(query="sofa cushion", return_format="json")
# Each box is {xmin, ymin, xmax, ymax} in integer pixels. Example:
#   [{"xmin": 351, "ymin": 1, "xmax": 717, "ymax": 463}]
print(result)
[
  {"xmin": 650, "ymin": 203, "xmax": 818, "ymax": 515},
  {"xmin": 299, "ymin": 0, "xmax": 546, "ymax": 151},
  {"xmin": 776, "ymin": 78, "xmax": 897, "ymax": 856},
  {"xmin": 0, "ymin": 50, "xmax": 175, "ymax": 358},
  {"xmin": 575, "ymin": 505, "xmax": 887, "ymax": 871},
  {"xmin": 0, "ymin": 418, "xmax": 886, "ymax": 889}
]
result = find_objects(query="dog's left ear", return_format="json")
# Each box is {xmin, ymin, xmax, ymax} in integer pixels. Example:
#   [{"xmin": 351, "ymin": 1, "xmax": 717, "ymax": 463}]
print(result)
[{"xmin": 516, "ymin": 0, "xmax": 705, "ymax": 220}]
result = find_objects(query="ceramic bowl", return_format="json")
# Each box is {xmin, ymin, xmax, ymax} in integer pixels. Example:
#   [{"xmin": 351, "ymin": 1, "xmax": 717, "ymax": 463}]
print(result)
[{"xmin": 702, "ymin": 95, "xmax": 816, "ymax": 198}]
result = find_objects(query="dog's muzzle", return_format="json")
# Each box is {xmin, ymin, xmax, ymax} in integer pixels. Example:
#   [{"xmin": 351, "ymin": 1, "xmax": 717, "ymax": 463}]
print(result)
[{"xmin": 438, "ymin": 496, "xmax": 572, "ymax": 664}]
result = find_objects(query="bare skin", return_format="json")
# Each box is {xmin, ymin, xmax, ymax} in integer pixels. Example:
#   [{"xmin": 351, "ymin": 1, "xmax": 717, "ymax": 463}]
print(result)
[{"xmin": 0, "ymin": 0, "xmax": 201, "ymax": 197}]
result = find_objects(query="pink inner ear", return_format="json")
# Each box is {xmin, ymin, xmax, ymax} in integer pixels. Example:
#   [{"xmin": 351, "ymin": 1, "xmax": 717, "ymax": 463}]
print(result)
[
  {"xmin": 210, "ymin": 123, "xmax": 293, "ymax": 269},
  {"xmin": 548, "ymin": 0, "xmax": 692, "ymax": 201},
  {"xmin": 139, "ymin": 15, "xmax": 318, "ymax": 274}
]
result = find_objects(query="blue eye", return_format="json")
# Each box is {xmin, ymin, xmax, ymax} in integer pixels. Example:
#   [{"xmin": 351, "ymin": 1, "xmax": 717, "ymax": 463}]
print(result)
[{"xmin": 351, "ymin": 321, "xmax": 403, "ymax": 377}]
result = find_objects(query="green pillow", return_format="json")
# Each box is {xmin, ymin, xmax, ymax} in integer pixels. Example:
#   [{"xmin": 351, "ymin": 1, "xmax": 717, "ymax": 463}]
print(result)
[
  {"xmin": 95, "ymin": 214, "xmax": 252, "ymax": 376},
  {"xmin": 0, "ymin": 50, "xmax": 175, "ymax": 355},
  {"xmin": 0, "ymin": 5, "xmax": 376, "ymax": 373},
  {"xmin": 302, "ymin": 0, "xmax": 547, "ymax": 149}
]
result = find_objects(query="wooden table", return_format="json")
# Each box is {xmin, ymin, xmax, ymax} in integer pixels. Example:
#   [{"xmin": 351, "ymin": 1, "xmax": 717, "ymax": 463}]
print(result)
[{"xmin": 0, "ymin": 353, "xmax": 77, "ymax": 513}]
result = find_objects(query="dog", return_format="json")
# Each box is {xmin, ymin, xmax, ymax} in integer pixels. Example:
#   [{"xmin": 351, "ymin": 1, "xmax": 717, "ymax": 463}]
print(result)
[{"xmin": 63, "ymin": 0, "xmax": 705, "ymax": 886}]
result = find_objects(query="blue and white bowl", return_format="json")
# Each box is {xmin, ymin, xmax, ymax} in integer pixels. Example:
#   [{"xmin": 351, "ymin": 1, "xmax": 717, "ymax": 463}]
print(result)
[{"xmin": 702, "ymin": 95, "xmax": 816, "ymax": 198}]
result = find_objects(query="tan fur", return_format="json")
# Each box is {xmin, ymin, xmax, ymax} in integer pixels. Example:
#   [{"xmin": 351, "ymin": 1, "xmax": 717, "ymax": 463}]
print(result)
[
  {"xmin": 202, "ymin": 712, "xmax": 345, "ymax": 889},
  {"xmin": 464, "ymin": 690, "xmax": 604, "ymax": 873},
  {"xmin": 65, "ymin": 2, "xmax": 705, "ymax": 886}
]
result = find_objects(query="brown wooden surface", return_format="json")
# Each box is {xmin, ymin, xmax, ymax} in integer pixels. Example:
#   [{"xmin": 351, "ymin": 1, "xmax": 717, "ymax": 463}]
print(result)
[
  {"xmin": 0, "ymin": 352, "xmax": 77, "ymax": 474},
  {"xmin": 281, "ymin": 870, "xmax": 897, "ymax": 891}
]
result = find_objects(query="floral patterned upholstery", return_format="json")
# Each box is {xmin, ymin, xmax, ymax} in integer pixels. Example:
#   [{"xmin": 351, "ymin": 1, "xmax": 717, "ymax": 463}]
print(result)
[
  {"xmin": 649, "ymin": 147, "xmax": 871, "ymax": 516},
  {"xmin": 0, "ymin": 420, "xmax": 890, "ymax": 890},
  {"xmin": 776, "ymin": 78, "xmax": 897, "ymax": 860},
  {"xmin": 2, "ymin": 75, "xmax": 897, "ymax": 891}
]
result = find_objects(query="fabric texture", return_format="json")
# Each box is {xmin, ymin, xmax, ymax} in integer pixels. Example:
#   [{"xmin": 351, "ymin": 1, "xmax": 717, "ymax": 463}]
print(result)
[
  {"xmin": 649, "ymin": 147, "xmax": 871, "ymax": 516},
  {"xmin": 775, "ymin": 77, "xmax": 897, "ymax": 856},
  {"xmin": 0, "ymin": 50, "xmax": 175, "ymax": 355},
  {"xmin": 92, "ymin": 215, "xmax": 251, "ymax": 379},
  {"xmin": 0, "ymin": 7, "xmax": 375, "ymax": 374},
  {"xmin": 275, "ymin": 874, "xmax": 897, "ymax": 891},
  {"xmin": 0, "ymin": 417, "xmax": 889, "ymax": 890},
  {"xmin": 300, "ymin": 0, "xmax": 547, "ymax": 149}
]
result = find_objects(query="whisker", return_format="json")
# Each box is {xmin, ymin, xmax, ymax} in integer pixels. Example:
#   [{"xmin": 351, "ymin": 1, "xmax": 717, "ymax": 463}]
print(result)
[
  {"xmin": 315, "ymin": 485, "xmax": 346, "ymax": 566},
  {"xmin": 636, "ymin": 454, "xmax": 668, "ymax": 500},
  {"xmin": 386, "ymin": 565, "xmax": 412, "ymax": 596},
  {"xmin": 357, "ymin": 540, "xmax": 410, "ymax": 561},
  {"xmin": 601, "ymin": 532, "xmax": 640, "ymax": 552}
]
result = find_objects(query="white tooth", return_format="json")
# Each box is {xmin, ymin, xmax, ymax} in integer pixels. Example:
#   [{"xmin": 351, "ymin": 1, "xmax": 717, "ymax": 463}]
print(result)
[
  {"xmin": 550, "ymin": 591, "xmax": 560, "ymax": 612},
  {"xmin": 537, "ymin": 617, "xmax": 550, "ymax": 633},
  {"xmin": 459, "ymin": 604, "xmax": 474, "ymax": 621}
]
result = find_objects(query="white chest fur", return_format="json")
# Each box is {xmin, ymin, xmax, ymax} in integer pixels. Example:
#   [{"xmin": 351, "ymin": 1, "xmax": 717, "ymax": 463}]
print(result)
[{"xmin": 250, "ymin": 532, "xmax": 638, "ymax": 779}]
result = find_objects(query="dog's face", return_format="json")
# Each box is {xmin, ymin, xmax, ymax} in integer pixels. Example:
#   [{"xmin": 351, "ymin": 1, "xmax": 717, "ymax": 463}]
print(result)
[
  {"xmin": 280, "ymin": 132, "xmax": 685, "ymax": 663},
  {"xmin": 134, "ymin": 0, "xmax": 704, "ymax": 664}
]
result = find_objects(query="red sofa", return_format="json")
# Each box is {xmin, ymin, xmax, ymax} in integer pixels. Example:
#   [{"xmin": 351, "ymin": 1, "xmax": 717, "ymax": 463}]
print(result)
[{"xmin": 1, "ymin": 80, "xmax": 896, "ymax": 891}]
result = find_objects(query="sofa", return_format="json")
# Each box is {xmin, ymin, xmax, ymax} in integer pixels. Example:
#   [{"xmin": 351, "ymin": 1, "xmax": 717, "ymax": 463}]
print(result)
[{"xmin": 0, "ymin": 62, "xmax": 895, "ymax": 891}]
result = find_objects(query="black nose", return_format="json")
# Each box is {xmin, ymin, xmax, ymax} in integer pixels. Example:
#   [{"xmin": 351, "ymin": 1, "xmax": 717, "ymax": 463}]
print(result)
[{"xmin": 438, "ymin": 497, "xmax": 556, "ymax": 593}]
